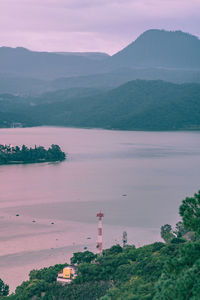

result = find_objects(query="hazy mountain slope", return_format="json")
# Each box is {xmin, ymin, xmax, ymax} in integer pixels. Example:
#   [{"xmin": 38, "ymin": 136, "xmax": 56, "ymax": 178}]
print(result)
[
  {"xmin": 29, "ymin": 80, "xmax": 200, "ymax": 130},
  {"xmin": 0, "ymin": 47, "xmax": 101, "ymax": 79},
  {"xmin": 1, "ymin": 67, "xmax": 200, "ymax": 96},
  {"xmin": 51, "ymin": 68, "xmax": 200, "ymax": 91},
  {"xmin": 31, "ymin": 87, "xmax": 107, "ymax": 104},
  {"xmin": 0, "ymin": 94, "xmax": 35, "ymax": 127},
  {"xmin": 110, "ymin": 30, "xmax": 200, "ymax": 69},
  {"xmin": 0, "ymin": 74, "xmax": 49, "ymax": 95}
]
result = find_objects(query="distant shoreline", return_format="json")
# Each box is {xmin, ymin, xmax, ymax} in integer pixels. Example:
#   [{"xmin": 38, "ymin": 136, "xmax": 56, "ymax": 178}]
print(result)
[{"xmin": 1, "ymin": 125, "xmax": 200, "ymax": 133}]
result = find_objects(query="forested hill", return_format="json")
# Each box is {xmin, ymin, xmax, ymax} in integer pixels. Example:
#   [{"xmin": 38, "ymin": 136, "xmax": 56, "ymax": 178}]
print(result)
[{"xmin": 28, "ymin": 80, "xmax": 200, "ymax": 131}]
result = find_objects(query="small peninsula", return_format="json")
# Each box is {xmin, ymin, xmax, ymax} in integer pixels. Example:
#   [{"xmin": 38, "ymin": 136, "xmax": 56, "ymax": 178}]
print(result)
[{"xmin": 0, "ymin": 144, "xmax": 66, "ymax": 165}]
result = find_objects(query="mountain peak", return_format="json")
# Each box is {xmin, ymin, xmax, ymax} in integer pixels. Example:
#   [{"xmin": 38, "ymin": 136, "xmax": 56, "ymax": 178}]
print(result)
[
  {"xmin": 135, "ymin": 29, "xmax": 199, "ymax": 43},
  {"xmin": 112, "ymin": 29, "xmax": 200, "ymax": 69}
]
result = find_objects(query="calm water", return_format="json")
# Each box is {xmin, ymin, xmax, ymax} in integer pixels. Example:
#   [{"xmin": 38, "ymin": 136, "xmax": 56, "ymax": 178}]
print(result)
[{"xmin": 1, "ymin": 126, "xmax": 200, "ymax": 291}]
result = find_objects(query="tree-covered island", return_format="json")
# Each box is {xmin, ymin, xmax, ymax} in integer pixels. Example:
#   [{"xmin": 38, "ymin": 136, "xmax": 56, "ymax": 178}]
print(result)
[{"xmin": 0, "ymin": 144, "xmax": 66, "ymax": 165}]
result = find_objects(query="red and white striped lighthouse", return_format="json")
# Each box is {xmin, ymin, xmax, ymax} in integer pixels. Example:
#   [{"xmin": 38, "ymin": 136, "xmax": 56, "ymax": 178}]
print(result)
[{"xmin": 96, "ymin": 211, "xmax": 104, "ymax": 254}]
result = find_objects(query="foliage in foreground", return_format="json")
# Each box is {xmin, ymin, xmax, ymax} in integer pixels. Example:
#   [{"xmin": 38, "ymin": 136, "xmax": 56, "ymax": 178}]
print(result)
[
  {"xmin": 0, "ymin": 278, "xmax": 9, "ymax": 297},
  {"xmin": 3, "ymin": 190, "xmax": 200, "ymax": 300}
]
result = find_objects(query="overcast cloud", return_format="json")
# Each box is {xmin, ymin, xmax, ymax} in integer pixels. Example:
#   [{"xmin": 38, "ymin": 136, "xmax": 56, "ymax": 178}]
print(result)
[{"xmin": 0, "ymin": 0, "xmax": 199, "ymax": 54}]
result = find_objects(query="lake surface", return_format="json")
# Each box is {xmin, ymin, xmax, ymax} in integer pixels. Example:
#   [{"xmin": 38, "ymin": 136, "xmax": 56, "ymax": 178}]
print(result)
[{"xmin": 1, "ymin": 126, "xmax": 200, "ymax": 291}]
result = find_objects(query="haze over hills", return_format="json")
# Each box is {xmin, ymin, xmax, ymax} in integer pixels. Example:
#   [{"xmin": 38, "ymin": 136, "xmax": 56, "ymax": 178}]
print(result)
[
  {"xmin": 0, "ymin": 29, "xmax": 200, "ymax": 85},
  {"xmin": 50, "ymin": 68, "xmax": 200, "ymax": 91},
  {"xmin": 1, "ymin": 67, "xmax": 200, "ymax": 96},
  {"xmin": 53, "ymin": 52, "xmax": 110, "ymax": 60},
  {"xmin": 0, "ymin": 47, "xmax": 102, "ymax": 80},
  {"xmin": 0, "ymin": 74, "xmax": 47, "ymax": 95}
]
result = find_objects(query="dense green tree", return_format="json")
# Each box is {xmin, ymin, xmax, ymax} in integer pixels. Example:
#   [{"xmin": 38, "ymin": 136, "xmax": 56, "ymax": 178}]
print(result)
[
  {"xmin": 13, "ymin": 279, "xmax": 48, "ymax": 300},
  {"xmin": 70, "ymin": 251, "xmax": 97, "ymax": 265},
  {"xmin": 160, "ymin": 224, "xmax": 175, "ymax": 243},
  {"xmin": 102, "ymin": 245, "xmax": 123, "ymax": 256},
  {"xmin": 179, "ymin": 191, "xmax": 200, "ymax": 235},
  {"xmin": 0, "ymin": 278, "xmax": 9, "ymax": 296},
  {"xmin": 45, "ymin": 281, "xmax": 112, "ymax": 300},
  {"xmin": 154, "ymin": 241, "xmax": 200, "ymax": 300},
  {"xmin": 173, "ymin": 221, "xmax": 188, "ymax": 238},
  {"xmin": 29, "ymin": 264, "xmax": 67, "ymax": 283}
]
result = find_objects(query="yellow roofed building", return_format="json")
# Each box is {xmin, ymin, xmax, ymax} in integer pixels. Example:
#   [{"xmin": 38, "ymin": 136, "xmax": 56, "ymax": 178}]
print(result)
[{"xmin": 57, "ymin": 266, "xmax": 77, "ymax": 284}]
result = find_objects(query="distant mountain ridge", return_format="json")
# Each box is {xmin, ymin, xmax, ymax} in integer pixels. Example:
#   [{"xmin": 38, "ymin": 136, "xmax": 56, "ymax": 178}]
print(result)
[
  {"xmin": 0, "ymin": 29, "xmax": 200, "ymax": 82},
  {"xmin": 1, "ymin": 29, "xmax": 200, "ymax": 96},
  {"xmin": 0, "ymin": 46, "xmax": 101, "ymax": 79}
]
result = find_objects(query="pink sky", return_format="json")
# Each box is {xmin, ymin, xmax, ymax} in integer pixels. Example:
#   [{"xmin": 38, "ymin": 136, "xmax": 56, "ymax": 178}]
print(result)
[{"xmin": 0, "ymin": 0, "xmax": 199, "ymax": 54}]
